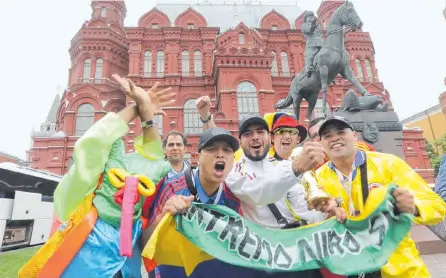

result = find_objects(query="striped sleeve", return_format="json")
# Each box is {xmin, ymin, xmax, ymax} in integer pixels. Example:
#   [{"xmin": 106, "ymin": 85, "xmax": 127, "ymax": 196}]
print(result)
[
  {"xmin": 142, "ymin": 177, "xmax": 166, "ymax": 219},
  {"xmin": 148, "ymin": 176, "xmax": 188, "ymax": 225},
  {"xmin": 222, "ymin": 182, "xmax": 241, "ymax": 213}
]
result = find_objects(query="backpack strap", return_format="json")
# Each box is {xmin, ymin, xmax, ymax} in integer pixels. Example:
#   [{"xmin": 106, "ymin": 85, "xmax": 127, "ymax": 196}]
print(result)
[
  {"xmin": 359, "ymin": 152, "xmax": 369, "ymax": 204},
  {"xmin": 267, "ymin": 204, "xmax": 289, "ymax": 225},
  {"xmin": 184, "ymin": 166, "xmax": 197, "ymax": 196}
]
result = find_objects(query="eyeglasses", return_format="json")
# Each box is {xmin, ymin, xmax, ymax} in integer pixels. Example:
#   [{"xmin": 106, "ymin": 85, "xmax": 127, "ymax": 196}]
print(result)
[{"xmin": 274, "ymin": 128, "xmax": 299, "ymax": 136}]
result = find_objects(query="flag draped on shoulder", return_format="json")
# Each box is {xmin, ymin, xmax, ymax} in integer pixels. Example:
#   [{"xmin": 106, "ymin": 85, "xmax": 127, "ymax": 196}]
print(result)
[{"xmin": 142, "ymin": 185, "xmax": 413, "ymax": 276}]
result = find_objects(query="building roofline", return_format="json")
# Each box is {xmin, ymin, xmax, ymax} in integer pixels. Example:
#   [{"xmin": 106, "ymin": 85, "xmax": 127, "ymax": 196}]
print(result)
[
  {"xmin": 156, "ymin": 0, "xmax": 295, "ymax": 6},
  {"xmin": 400, "ymin": 104, "xmax": 441, "ymax": 125},
  {"xmin": 0, "ymin": 151, "xmax": 25, "ymax": 162}
]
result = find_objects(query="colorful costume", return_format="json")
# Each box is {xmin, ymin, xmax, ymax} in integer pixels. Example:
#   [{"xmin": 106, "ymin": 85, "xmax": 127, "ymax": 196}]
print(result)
[{"xmin": 19, "ymin": 113, "xmax": 170, "ymax": 278}]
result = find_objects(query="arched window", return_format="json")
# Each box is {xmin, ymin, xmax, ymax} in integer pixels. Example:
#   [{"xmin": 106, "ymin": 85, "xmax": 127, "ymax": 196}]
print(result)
[
  {"xmin": 101, "ymin": 7, "xmax": 106, "ymax": 17},
  {"xmin": 355, "ymin": 59, "xmax": 363, "ymax": 79},
  {"xmin": 75, "ymin": 103, "xmax": 95, "ymax": 136},
  {"xmin": 365, "ymin": 59, "xmax": 373, "ymax": 81},
  {"xmin": 182, "ymin": 50, "xmax": 189, "ymax": 77},
  {"xmin": 155, "ymin": 114, "xmax": 163, "ymax": 135},
  {"xmin": 236, "ymin": 82, "xmax": 259, "ymax": 120},
  {"xmin": 144, "ymin": 51, "xmax": 152, "ymax": 77},
  {"xmin": 276, "ymin": 98, "xmax": 294, "ymax": 114},
  {"xmin": 271, "ymin": 52, "xmax": 279, "ymax": 76},
  {"xmin": 83, "ymin": 59, "xmax": 91, "ymax": 83},
  {"xmin": 313, "ymin": 99, "xmax": 331, "ymax": 118},
  {"xmin": 238, "ymin": 33, "xmax": 245, "ymax": 44},
  {"xmin": 156, "ymin": 51, "xmax": 164, "ymax": 77},
  {"xmin": 95, "ymin": 58, "xmax": 103, "ymax": 82},
  {"xmin": 281, "ymin": 52, "xmax": 290, "ymax": 77},
  {"xmin": 184, "ymin": 99, "xmax": 201, "ymax": 134},
  {"xmin": 194, "ymin": 51, "xmax": 202, "ymax": 76}
]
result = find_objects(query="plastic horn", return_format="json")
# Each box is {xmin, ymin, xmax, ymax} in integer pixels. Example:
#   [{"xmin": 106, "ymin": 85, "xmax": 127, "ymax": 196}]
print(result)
[
  {"xmin": 301, "ymin": 171, "xmax": 330, "ymax": 207},
  {"xmin": 120, "ymin": 176, "xmax": 139, "ymax": 257}
]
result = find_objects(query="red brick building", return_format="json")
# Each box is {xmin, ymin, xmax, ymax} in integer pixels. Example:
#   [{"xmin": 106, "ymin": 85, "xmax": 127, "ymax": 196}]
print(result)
[
  {"xmin": 0, "ymin": 152, "xmax": 26, "ymax": 165},
  {"xmin": 27, "ymin": 0, "xmax": 433, "ymax": 181}
]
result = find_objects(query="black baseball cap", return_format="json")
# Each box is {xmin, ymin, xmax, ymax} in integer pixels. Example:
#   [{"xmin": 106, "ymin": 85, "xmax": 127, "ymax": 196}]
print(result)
[
  {"xmin": 318, "ymin": 116, "xmax": 354, "ymax": 137},
  {"xmin": 198, "ymin": 127, "xmax": 240, "ymax": 152},
  {"xmin": 238, "ymin": 115, "xmax": 270, "ymax": 138}
]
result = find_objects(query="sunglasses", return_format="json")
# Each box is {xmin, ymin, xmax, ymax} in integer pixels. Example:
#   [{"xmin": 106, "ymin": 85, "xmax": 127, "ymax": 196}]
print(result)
[{"xmin": 274, "ymin": 128, "xmax": 299, "ymax": 136}]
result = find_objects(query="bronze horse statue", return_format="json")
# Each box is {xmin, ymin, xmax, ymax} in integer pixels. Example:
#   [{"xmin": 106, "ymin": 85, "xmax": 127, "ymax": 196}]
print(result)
[{"xmin": 275, "ymin": 1, "xmax": 370, "ymax": 121}]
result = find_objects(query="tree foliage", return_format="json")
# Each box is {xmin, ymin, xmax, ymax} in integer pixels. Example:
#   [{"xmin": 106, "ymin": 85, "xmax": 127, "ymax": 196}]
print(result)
[{"xmin": 426, "ymin": 134, "xmax": 446, "ymax": 177}]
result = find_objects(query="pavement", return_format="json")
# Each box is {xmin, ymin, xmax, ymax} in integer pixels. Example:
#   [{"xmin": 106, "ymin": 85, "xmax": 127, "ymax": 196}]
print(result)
[
  {"xmin": 422, "ymin": 253, "xmax": 446, "ymax": 277},
  {"xmin": 141, "ymin": 253, "xmax": 446, "ymax": 278}
]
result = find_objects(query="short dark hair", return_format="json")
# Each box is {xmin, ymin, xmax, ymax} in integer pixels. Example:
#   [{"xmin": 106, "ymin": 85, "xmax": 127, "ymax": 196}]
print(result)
[
  {"xmin": 163, "ymin": 130, "xmax": 187, "ymax": 147},
  {"xmin": 308, "ymin": 117, "xmax": 325, "ymax": 129}
]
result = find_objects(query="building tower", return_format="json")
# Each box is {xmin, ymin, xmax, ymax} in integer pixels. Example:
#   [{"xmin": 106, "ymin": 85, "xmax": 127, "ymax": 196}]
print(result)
[{"xmin": 27, "ymin": 1, "xmax": 130, "ymax": 174}]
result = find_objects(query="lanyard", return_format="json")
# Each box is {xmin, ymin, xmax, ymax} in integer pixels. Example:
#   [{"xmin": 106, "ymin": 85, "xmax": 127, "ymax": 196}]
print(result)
[
  {"xmin": 334, "ymin": 166, "xmax": 357, "ymax": 216},
  {"xmin": 192, "ymin": 169, "xmax": 223, "ymax": 205}
]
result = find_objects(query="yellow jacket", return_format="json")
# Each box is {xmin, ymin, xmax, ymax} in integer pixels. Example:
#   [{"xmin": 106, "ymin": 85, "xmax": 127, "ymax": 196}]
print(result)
[{"xmin": 316, "ymin": 151, "xmax": 446, "ymax": 278}]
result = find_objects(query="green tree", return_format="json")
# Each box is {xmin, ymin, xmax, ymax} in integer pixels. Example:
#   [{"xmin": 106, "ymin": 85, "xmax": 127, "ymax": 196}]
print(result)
[{"xmin": 426, "ymin": 134, "xmax": 446, "ymax": 177}]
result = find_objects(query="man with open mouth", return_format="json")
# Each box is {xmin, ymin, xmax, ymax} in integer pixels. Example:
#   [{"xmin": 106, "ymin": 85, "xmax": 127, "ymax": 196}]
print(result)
[
  {"xmin": 141, "ymin": 127, "xmax": 247, "ymax": 278},
  {"xmin": 195, "ymin": 96, "xmax": 337, "ymax": 228}
]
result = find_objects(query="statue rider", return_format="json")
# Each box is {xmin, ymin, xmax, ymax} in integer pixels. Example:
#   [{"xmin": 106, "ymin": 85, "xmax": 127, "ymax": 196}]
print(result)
[{"xmin": 301, "ymin": 11, "xmax": 323, "ymax": 78}]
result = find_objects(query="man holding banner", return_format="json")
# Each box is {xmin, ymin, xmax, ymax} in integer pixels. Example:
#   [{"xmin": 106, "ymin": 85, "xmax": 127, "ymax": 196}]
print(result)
[
  {"xmin": 141, "ymin": 126, "xmax": 252, "ymax": 277},
  {"xmin": 141, "ymin": 104, "xmax": 424, "ymax": 277},
  {"xmin": 194, "ymin": 96, "xmax": 339, "ymax": 223},
  {"xmin": 315, "ymin": 116, "xmax": 446, "ymax": 278}
]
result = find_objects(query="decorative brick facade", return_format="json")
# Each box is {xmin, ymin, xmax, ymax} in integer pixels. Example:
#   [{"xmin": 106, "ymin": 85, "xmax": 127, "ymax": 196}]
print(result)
[{"xmin": 27, "ymin": 0, "xmax": 431, "ymax": 177}]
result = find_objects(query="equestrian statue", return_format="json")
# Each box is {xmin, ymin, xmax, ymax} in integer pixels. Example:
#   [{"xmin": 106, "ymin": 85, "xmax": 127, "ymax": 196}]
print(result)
[{"xmin": 275, "ymin": 1, "xmax": 371, "ymax": 122}]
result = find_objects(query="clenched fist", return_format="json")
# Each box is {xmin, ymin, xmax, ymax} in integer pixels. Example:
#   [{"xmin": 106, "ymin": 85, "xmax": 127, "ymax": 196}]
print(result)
[
  {"xmin": 162, "ymin": 195, "xmax": 195, "ymax": 216},
  {"xmin": 309, "ymin": 197, "xmax": 346, "ymax": 223},
  {"xmin": 392, "ymin": 188, "xmax": 418, "ymax": 215},
  {"xmin": 196, "ymin": 96, "xmax": 211, "ymax": 119},
  {"xmin": 293, "ymin": 142, "xmax": 326, "ymax": 173}
]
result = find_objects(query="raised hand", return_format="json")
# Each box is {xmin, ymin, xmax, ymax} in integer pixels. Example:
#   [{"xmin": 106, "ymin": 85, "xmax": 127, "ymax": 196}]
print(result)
[
  {"xmin": 293, "ymin": 141, "xmax": 326, "ymax": 173},
  {"xmin": 112, "ymin": 74, "xmax": 176, "ymax": 116},
  {"xmin": 195, "ymin": 96, "xmax": 211, "ymax": 119},
  {"xmin": 162, "ymin": 195, "xmax": 195, "ymax": 216}
]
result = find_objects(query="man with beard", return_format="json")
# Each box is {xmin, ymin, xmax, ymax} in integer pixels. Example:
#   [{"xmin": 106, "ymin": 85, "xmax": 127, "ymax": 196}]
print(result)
[{"xmin": 162, "ymin": 130, "xmax": 189, "ymax": 174}]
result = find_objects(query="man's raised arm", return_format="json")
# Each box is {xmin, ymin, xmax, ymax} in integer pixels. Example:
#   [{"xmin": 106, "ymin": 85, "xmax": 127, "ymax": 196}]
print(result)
[{"xmin": 196, "ymin": 96, "xmax": 216, "ymax": 130}]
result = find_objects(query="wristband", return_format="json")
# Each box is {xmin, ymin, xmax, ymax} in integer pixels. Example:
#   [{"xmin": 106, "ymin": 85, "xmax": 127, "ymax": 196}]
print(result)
[
  {"xmin": 200, "ymin": 114, "xmax": 212, "ymax": 124},
  {"xmin": 141, "ymin": 120, "xmax": 155, "ymax": 129}
]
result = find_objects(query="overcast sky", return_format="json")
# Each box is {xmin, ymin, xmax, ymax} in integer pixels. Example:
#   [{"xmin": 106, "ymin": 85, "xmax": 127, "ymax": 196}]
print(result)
[{"xmin": 0, "ymin": 0, "xmax": 445, "ymax": 160}]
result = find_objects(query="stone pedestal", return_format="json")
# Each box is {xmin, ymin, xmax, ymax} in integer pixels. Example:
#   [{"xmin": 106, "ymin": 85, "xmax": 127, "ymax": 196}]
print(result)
[{"xmin": 333, "ymin": 110, "xmax": 404, "ymax": 158}]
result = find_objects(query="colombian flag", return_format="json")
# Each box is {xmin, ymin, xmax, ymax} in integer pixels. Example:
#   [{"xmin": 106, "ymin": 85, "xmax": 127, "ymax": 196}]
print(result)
[{"xmin": 142, "ymin": 213, "xmax": 214, "ymax": 276}]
